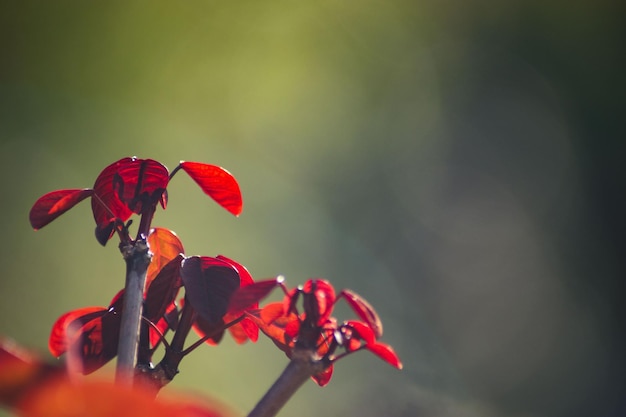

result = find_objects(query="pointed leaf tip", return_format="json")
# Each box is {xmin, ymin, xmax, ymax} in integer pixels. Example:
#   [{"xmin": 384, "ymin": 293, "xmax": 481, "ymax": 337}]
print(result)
[{"xmin": 178, "ymin": 162, "xmax": 243, "ymax": 216}]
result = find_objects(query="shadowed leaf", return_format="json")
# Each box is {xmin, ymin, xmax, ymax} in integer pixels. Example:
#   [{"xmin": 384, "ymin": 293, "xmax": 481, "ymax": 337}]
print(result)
[
  {"xmin": 181, "ymin": 256, "xmax": 240, "ymax": 324},
  {"xmin": 48, "ymin": 307, "xmax": 108, "ymax": 358}
]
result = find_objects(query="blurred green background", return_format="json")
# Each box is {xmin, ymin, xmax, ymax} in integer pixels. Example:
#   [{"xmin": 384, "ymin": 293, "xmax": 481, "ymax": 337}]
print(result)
[{"xmin": 1, "ymin": 1, "xmax": 624, "ymax": 416}]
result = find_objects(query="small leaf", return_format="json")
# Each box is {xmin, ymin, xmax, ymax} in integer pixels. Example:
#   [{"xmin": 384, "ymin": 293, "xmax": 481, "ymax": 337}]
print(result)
[
  {"xmin": 179, "ymin": 162, "xmax": 243, "ymax": 216},
  {"xmin": 29, "ymin": 189, "xmax": 93, "ymax": 230},
  {"xmin": 366, "ymin": 342, "xmax": 403, "ymax": 369},
  {"xmin": 339, "ymin": 289, "xmax": 383, "ymax": 338},
  {"xmin": 344, "ymin": 320, "xmax": 376, "ymax": 345},
  {"xmin": 181, "ymin": 256, "xmax": 240, "ymax": 324}
]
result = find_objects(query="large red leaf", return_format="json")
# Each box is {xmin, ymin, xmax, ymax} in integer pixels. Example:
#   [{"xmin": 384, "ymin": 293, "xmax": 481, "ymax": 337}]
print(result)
[
  {"xmin": 180, "ymin": 256, "xmax": 240, "ymax": 324},
  {"xmin": 29, "ymin": 189, "xmax": 93, "ymax": 230},
  {"xmin": 339, "ymin": 289, "xmax": 383, "ymax": 338},
  {"xmin": 179, "ymin": 162, "xmax": 243, "ymax": 216}
]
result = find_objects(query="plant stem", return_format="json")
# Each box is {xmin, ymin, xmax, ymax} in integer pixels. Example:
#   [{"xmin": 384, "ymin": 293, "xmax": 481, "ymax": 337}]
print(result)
[
  {"xmin": 247, "ymin": 349, "xmax": 327, "ymax": 417},
  {"xmin": 116, "ymin": 238, "xmax": 151, "ymax": 386}
]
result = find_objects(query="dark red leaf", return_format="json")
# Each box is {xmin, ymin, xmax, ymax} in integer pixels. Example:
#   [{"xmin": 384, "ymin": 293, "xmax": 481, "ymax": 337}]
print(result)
[
  {"xmin": 339, "ymin": 289, "xmax": 383, "ymax": 338},
  {"xmin": 179, "ymin": 162, "xmax": 243, "ymax": 216},
  {"xmin": 29, "ymin": 189, "xmax": 93, "ymax": 230},
  {"xmin": 180, "ymin": 256, "xmax": 240, "ymax": 324},
  {"xmin": 144, "ymin": 254, "xmax": 183, "ymax": 323},
  {"xmin": 365, "ymin": 342, "xmax": 403, "ymax": 369},
  {"xmin": 227, "ymin": 277, "xmax": 281, "ymax": 315}
]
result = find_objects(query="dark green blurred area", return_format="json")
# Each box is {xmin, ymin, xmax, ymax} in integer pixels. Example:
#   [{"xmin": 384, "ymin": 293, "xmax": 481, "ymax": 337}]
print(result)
[{"xmin": 1, "ymin": 1, "xmax": 624, "ymax": 416}]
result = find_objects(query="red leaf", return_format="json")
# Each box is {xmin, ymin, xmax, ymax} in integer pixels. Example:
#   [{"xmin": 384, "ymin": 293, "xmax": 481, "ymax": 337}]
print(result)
[
  {"xmin": 179, "ymin": 162, "xmax": 243, "ymax": 216},
  {"xmin": 229, "ymin": 317, "xmax": 258, "ymax": 343},
  {"xmin": 90, "ymin": 158, "xmax": 170, "ymax": 244},
  {"xmin": 29, "ymin": 189, "xmax": 93, "ymax": 230},
  {"xmin": 227, "ymin": 277, "xmax": 281, "ymax": 315},
  {"xmin": 48, "ymin": 307, "xmax": 107, "ymax": 358},
  {"xmin": 344, "ymin": 320, "xmax": 376, "ymax": 345},
  {"xmin": 365, "ymin": 343, "xmax": 403, "ymax": 369},
  {"xmin": 91, "ymin": 158, "xmax": 135, "ymax": 236},
  {"xmin": 181, "ymin": 256, "xmax": 240, "ymax": 324},
  {"xmin": 144, "ymin": 254, "xmax": 184, "ymax": 323},
  {"xmin": 339, "ymin": 289, "xmax": 383, "ymax": 338}
]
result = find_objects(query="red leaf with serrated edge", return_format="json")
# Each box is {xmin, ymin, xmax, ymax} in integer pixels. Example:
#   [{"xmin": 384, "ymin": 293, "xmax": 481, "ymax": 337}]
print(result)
[
  {"xmin": 181, "ymin": 256, "xmax": 240, "ymax": 324},
  {"xmin": 227, "ymin": 278, "xmax": 281, "ymax": 315},
  {"xmin": 339, "ymin": 289, "xmax": 383, "ymax": 338},
  {"xmin": 344, "ymin": 320, "xmax": 376, "ymax": 345},
  {"xmin": 147, "ymin": 228, "xmax": 185, "ymax": 286},
  {"xmin": 29, "ymin": 189, "xmax": 93, "ymax": 230},
  {"xmin": 179, "ymin": 162, "xmax": 243, "ymax": 216},
  {"xmin": 48, "ymin": 307, "xmax": 107, "ymax": 357},
  {"xmin": 312, "ymin": 365, "xmax": 333, "ymax": 387},
  {"xmin": 366, "ymin": 342, "xmax": 403, "ymax": 369}
]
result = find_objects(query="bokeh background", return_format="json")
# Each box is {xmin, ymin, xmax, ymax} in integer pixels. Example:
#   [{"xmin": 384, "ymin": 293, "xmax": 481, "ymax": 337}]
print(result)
[{"xmin": 1, "ymin": 1, "xmax": 624, "ymax": 416}]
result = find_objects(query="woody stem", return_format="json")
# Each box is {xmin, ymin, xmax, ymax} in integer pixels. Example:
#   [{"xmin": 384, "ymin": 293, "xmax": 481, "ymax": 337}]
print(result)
[{"xmin": 115, "ymin": 237, "xmax": 152, "ymax": 386}]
